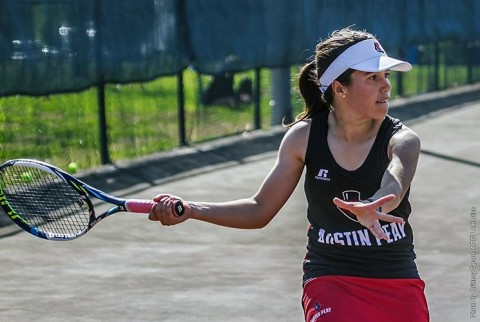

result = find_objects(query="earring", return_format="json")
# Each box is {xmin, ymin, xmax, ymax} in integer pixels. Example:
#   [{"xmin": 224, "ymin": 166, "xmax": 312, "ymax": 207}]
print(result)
[{"xmin": 342, "ymin": 94, "xmax": 346, "ymax": 98}]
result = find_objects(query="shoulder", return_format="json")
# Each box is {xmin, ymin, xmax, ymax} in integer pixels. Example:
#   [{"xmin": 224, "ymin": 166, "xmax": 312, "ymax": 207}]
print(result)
[
  {"xmin": 388, "ymin": 123, "xmax": 421, "ymax": 158},
  {"xmin": 283, "ymin": 119, "xmax": 311, "ymax": 144},
  {"xmin": 278, "ymin": 119, "xmax": 311, "ymax": 162},
  {"xmin": 391, "ymin": 123, "xmax": 420, "ymax": 146},
  {"xmin": 286, "ymin": 118, "xmax": 311, "ymax": 135}
]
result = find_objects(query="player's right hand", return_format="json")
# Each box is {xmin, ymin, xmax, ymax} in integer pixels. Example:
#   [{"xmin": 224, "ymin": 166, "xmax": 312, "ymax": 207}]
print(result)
[{"xmin": 149, "ymin": 194, "xmax": 189, "ymax": 226}]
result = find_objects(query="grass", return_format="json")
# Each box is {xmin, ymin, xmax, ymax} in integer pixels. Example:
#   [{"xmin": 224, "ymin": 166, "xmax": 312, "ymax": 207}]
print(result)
[
  {"xmin": 0, "ymin": 69, "xmax": 279, "ymax": 170},
  {"xmin": 1, "ymin": 64, "xmax": 477, "ymax": 171}
]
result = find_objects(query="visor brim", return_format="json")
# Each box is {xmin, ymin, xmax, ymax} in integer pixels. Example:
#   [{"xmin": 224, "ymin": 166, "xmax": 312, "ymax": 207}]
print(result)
[{"xmin": 351, "ymin": 56, "xmax": 412, "ymax": 73}]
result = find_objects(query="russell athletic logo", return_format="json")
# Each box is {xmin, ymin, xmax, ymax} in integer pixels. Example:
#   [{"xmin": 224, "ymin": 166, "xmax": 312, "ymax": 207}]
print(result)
[{"xmin": 315, "ymin": 169, "xmax": 330, "ymax": 181}]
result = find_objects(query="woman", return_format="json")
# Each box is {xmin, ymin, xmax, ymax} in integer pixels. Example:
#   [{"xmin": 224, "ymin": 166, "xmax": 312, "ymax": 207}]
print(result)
[{"xmin": 149, "ymin": 27, "xmax": 429, "ymax": 321}]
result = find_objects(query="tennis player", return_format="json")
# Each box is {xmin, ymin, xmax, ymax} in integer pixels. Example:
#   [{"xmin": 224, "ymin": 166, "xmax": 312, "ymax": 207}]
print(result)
[{"xmin": 149, "ymin": 27, "xmax": 429, "ymax": 322}]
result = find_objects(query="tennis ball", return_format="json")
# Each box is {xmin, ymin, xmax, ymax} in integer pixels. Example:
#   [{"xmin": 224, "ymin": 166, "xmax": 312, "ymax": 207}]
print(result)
[
  {"xmin": 21, "ymin": 172, "xmax": 33, "ymax": 183},
  {"xmin": 67, "ymin": 162, "xmax": 78, "ymax": 174}
]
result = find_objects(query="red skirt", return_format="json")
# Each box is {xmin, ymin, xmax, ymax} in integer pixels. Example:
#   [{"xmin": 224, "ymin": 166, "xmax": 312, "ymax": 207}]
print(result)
[{"xmin": 302, "ymin": 275, "xmax": 429, "ymax": 322}]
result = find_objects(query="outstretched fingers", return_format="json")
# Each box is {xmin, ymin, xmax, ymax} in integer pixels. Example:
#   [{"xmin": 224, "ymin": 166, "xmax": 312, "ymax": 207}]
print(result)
[
  {"xmin": 332, "ymin": 194, "xmax": 404, "ymax": 240},
  {"xmin": 377, "ymin": 212, "xmax": 404, "ymax": 224},
  {"xmin": 369, "ymin": 221, "xmax": 386, "ymax": 240}
]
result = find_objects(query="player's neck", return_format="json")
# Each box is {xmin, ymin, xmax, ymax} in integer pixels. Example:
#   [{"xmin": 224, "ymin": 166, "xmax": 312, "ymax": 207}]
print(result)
[{"xmin": 328, "ymin": 109, "xmax": 378, "ymax": 144}]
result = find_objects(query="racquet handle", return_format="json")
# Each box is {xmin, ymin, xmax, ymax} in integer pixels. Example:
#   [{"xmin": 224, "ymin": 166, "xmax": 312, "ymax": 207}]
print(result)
[
  {"xmin": 173, "ymin": 200, "xmax": 186, "ymax": 216},
  {"xmin": 125, "ymin": 199, "xmax": 185, "ymax": 216}
]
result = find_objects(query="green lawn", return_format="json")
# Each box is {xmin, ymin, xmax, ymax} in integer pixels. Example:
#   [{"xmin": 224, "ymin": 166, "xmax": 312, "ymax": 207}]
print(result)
[{"xmin": 0, "ymin": 69, "xmax": 277, "ymax": 170}]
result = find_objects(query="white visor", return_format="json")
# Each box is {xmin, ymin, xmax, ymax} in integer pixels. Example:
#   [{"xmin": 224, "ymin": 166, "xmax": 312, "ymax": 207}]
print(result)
[{"xmin": 319, "ymin": 39, "xmax": 412, "ymax": 93}]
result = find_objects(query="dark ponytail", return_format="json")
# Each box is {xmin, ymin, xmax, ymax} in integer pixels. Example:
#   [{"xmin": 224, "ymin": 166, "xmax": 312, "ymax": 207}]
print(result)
[{"xmin": 289, "ymin": 60, "xmax": 330, "ymax": 126}]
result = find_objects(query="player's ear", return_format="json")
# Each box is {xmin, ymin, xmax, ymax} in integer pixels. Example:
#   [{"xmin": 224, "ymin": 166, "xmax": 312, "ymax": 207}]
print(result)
[{"xmin": 331, "ymin": 80, "xmax": 347, "ymax": 98}]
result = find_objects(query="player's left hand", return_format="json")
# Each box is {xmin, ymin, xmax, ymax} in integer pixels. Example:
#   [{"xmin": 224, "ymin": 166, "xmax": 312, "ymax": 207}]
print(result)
[{"xmin": 332, "ymin": 194, "xmax": 403, "ymax": 240}]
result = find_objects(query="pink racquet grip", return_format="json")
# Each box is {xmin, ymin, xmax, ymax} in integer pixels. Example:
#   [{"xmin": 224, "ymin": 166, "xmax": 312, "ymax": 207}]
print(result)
[
  {"xmin": 125, "ymin": 199, "xmax": 185, "ymax": 216},
  {"xmin": 125, "ymin": 199, "xmax": 155, "ymax": 213}
]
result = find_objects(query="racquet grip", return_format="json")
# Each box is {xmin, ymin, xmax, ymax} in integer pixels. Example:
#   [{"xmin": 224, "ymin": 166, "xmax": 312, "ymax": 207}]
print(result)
[
  {"xmin": 125, "ymin": 199, "xmax": 185, "ymax": 216},
  {"xmin": 125, "ymin": 199, "xmax": 155, "ymax": 213}
]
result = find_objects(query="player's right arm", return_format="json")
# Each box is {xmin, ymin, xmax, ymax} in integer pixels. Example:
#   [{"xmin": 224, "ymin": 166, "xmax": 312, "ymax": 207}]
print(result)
[{"xmin": 149, "ymin": 120, "xmax": 310, "ymax": 229}]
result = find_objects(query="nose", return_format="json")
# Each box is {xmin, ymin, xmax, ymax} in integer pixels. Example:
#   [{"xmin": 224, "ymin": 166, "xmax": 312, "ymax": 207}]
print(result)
[{"xmin": 381, "ymin": 77, "xmax": 391, "ymax": 93}]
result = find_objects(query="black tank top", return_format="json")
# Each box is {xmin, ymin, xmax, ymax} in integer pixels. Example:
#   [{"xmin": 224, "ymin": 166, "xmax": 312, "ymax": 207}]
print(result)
[{"xmin": 303, "ymin": 111, "xmax": 419, "ymax": 282}]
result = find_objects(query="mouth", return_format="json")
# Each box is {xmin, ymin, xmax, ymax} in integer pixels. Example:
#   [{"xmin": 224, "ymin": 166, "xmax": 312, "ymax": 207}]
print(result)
[{"xmin": 376, "ymin": 99, "xmax": 389, "ymax": 104}]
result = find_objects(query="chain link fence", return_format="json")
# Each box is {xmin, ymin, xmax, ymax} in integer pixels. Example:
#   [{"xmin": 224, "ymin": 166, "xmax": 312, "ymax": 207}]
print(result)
[{"xmin": 2, "ymin": 1, "xmax": 480, "ymax": 171}]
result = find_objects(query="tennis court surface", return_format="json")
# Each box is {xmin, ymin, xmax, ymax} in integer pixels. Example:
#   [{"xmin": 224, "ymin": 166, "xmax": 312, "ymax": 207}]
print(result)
[{"xmin": 1, "ymin": 85, "xmax": 480, "ymax": 322}]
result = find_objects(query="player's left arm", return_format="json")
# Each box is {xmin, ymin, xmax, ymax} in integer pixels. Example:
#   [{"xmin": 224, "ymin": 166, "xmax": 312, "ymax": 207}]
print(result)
[
  {"xmin": 332, "ymin": 125, "xmax": 421, "ymax": 240},
  {"xmin": 370, "ymin": 125, "xmax": 421, "ymax": 213}
]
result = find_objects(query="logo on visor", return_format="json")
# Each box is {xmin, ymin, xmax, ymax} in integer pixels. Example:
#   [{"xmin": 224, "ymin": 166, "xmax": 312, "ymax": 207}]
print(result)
[{"xmin": 374, "ymin": 42, "xmax": 385, "ymax": 54}]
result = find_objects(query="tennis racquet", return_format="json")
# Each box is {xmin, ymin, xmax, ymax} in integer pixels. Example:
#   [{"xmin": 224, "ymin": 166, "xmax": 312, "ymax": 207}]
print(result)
[{"xmin": 0, "ymin": 159, "xmax": 184, "ymax": 241}]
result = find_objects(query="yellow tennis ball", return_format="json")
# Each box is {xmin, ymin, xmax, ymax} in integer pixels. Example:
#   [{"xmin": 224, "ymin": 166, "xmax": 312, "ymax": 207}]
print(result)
[
  {"xmin": 67, "ymin": 162, "xmax": 78, "ymax": 174},
  {"xmin": 21, "ymin": 172, "xmax": 33, "ymax": 182}
]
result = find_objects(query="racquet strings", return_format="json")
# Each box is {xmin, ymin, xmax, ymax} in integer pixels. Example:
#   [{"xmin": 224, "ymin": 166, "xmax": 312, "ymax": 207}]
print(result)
[{"xmin": 0, "ymin": 165, "xmax": 91, "ymax": 235}]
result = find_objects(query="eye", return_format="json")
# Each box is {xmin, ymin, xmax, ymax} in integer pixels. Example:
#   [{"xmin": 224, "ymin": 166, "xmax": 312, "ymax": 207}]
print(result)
[
  {"xmin": 369, "ymin": 74, "xmax": 377, "ymax": 80},
  {"xmin": 384, "ymin": 71, "xmax": 390, "ymax": 78}
]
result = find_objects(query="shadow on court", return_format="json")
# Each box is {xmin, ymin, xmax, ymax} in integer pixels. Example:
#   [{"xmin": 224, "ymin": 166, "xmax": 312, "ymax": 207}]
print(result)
[{"xmin": 1, "ymin": 84, "xmax": 480, "ymax": 322}]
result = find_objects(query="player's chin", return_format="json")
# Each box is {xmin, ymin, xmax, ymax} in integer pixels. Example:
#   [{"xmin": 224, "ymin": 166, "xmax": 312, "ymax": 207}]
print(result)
[{"xmin": 374, "ymin": 101, "xmax": 389, "ymax": 117}]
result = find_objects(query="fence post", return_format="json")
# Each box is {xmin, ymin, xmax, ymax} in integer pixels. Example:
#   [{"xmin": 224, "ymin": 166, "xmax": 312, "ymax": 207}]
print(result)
[
  {"xmin": 177, "ymin": 71, "xmax": 187, "ymax": 146},
  {"xmin": 253, "ymin": 68, "xmax": 261, "ymax": 130},
  {"xmin": 434, "ymin": 42, "xmax": 440, "ymax": 91},
  {"xmin": 396, "ymin": 0, "xmax": 406, "ymax": 97},
  {"xmin": 94, "ymin": 0, "xmax": 111, "ymax": 164},
  {"xmin": 467, "ymin": 42, "xmax": 474, "ymax": 84},
  {"xmin": 270, "ymin": 67, "xmax": 292, "ymax": 125},
  {"xmin": 97, "ymin": 82, "xmax": 111, "ymax": 164}
]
